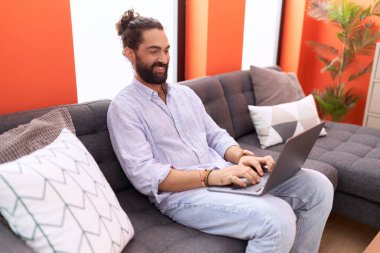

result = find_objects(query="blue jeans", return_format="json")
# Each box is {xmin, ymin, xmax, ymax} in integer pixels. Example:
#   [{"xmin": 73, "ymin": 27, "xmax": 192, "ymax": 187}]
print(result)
[{"xmin": 162, "ymin": 169, "xmax": 334, "ymax": 253}]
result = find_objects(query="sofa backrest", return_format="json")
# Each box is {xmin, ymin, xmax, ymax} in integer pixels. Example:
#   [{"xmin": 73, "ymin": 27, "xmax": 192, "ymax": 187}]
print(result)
[
  {"xmin": 0, "ymin": 100, "xmax": 131, "ymax": 193},
  {"xmin": 215, "ymin": 70, "xmax": 255, "ymax": 139},
  {"xmin": 180, "ymin": 70, "xmax": 256, "ymax": 139},
  {"xmin": 180, "ymin": 76, "xmax": 236, "ymax": 137}
]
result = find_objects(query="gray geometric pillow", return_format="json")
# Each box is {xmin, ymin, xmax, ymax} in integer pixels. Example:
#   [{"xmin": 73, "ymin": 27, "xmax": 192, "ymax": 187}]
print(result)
[{"xmin": 248, "ymin": 95, "xmax": 327, "ymax": 149}]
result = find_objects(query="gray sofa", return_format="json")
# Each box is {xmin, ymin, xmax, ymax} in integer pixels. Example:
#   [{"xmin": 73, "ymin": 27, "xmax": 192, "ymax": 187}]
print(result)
[{"xmin": 0, "ymin": 69, "xmax": 379, "ymax": 252}]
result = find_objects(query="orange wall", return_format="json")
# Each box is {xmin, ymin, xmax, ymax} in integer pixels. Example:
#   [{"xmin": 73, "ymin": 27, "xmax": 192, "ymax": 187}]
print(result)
[
  {"xmin": 0, "ymin": 0, "xmax": 77, "ymax": 115},
  {"xmin": 206, "ymin": 0, "xmax": 246, "ymax": 75},
  {"xmin": 279, "ymin": 0, "xmax": 307, "ymax": 73},
  {"xmin": 185, "ymin": 0, "xmax": 246, "ymax": 79},
  {"xmin": 185, "ymin": 0, "xmax": 209, "ymax": 79},
  {"xmin": 280, "ymin": 0, "xmax": 380, "ymax": 125}
]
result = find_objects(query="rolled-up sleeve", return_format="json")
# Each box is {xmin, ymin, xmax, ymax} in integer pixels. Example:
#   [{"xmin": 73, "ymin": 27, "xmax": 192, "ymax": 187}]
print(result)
[{"xmin": 107, "ymin": 101, "xmax": 172, "ymax": 203}]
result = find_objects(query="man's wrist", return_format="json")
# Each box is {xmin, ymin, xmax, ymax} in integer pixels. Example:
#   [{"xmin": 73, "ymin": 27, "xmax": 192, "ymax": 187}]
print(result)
[
  {"xmin": 225, "ymin": 146, "xmax": 254, "ymax": 163},
  {"xmin": 238, "ymin": 149, "xmax": 255, "ymax": 162}
]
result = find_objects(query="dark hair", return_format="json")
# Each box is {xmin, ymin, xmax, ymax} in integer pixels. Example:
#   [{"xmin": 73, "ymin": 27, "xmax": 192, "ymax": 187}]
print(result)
[{"xmin": 116, "ymin": 9, "xmax": 163, "ymax": 50}]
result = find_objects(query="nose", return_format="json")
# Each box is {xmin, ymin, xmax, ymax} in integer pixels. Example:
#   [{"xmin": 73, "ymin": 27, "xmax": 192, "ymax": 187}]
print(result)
[{"xmin": 158, "ymin": 50, "xmax": 170, "ymax": 64}]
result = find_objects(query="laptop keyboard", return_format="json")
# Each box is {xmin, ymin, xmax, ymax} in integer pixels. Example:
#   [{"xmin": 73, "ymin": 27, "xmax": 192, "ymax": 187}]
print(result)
[{"xmin": 232, "ymin": 173, "xmax": 270, "ymax": 192}]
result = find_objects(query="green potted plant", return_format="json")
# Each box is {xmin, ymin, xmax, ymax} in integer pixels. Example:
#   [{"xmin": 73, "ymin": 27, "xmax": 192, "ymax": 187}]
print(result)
[{"xmin": 307, "ymin": 0, "xmax": 380, "ymax": 121}]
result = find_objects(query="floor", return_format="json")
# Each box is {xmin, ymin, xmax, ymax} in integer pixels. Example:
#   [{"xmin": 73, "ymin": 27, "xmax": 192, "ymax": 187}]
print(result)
[{"xmin": 319, "ymin": 214, "xmax": 379, "ymax": 253}]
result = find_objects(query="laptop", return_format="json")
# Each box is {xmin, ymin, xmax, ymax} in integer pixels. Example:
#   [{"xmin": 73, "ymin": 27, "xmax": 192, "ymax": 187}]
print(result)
[{"xmin": 207, "ymin": 121, "xmax": 326, "ymax": 196}]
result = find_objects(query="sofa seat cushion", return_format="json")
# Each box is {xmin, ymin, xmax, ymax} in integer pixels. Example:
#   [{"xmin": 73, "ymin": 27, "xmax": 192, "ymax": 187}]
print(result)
[
  {"xmin": 117, "ymin": 188, "xmax": 246, "ymax": 253},
  {"xmin": 237, "ymin": 141, "xmax": 338, "ymax": 189},
  {"xmin": 240, "ymin": 122, "xmax": 380, "ymax": 204},
  {"xmin": 0, "ymin": 223, "xmax": 35, "ymax": 253}
]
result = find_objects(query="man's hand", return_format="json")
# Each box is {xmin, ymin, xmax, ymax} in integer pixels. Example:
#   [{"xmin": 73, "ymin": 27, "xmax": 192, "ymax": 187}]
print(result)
[
  {"xmin": 208, "ymin": 155, "xmax": 275, "ymax": 188},
  {"xmin": 238, "ymin": 155, "xmax": 275, "ymax": 175}
]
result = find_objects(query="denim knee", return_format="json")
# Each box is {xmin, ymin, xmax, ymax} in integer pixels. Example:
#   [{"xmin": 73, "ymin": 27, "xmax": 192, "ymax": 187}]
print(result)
[
  {"xmin": 247, "ymin": 199, "xmax": 296, "ymax": 251},
  {"xmin": 307, "ymin": 170, "xmax": 334, "ymax": 210}
]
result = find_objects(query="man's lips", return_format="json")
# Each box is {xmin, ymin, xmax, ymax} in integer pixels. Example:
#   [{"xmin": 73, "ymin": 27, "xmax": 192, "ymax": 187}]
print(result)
[{"xmin": 153, "ymin": 66, "xmax": 166, "ymax": 73}]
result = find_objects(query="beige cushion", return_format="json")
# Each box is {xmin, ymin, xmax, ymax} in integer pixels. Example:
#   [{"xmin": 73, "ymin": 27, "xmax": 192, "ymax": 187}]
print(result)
[
  {"xmin": 248, "ymin": 95, "xmax": 327, "ymax": 149},
  {"xmin": 250, "ymin": 65, "xmax": 305, "ymax": 106},
  {"xmin": 0, "ymin": 108, "xmax": 75, "ymax": 164}
]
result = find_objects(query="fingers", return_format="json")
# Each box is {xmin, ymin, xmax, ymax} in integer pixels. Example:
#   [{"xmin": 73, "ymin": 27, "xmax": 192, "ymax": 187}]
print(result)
[
  {"xmin": 250, "ymin": 161, "xmax": 265, "ymax": 176},
  {"xmin": 230, "ymin": 169, "xmax": 259, "ymax": 187},
  {"xmin": 238, "ymin": 165, "xmax": 261, "ymax": 184},
  {"xmin": 243, "ymin": 149, "xmax": 255, "ymax": 156},
  {"xmin": 257, "ymin": 155, "xmax": 276, "ymax": 173},
  {"xmin": 215, "ymin": 165, "xmax": 261, "ymax": 186},
  {"xmin": 240, "ymin": 157, "xmax": 265, "ymax": 176},
  {"xmin": 241, "ymin": 155, "xmax": 276, "ymax": 174},
  {"xmin": 229, "ymin": 175, "xmax": 246, "ymax": 187},
  {"xmin": 265, "ymin": 156, "xmax": 276, "ymax": 173},
  {"xmin": 213, "ymin": 155, "xmax": 276, "ymax": 188}
]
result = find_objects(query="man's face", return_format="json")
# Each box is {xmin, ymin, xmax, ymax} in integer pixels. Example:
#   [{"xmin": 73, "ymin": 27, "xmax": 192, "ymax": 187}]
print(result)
[{"xmin": 132, "ymin": 29, "xmax": 170, "ymax": 85}]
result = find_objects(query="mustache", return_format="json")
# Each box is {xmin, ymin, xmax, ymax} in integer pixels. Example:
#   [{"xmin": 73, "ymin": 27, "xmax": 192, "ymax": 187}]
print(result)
[{"xmin": 152, "ymin": 62, "xmax": 168, "ymax": 69}]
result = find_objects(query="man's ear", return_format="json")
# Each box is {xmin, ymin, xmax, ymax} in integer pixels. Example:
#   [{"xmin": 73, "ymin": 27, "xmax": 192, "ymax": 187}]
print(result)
[{"xmin": 123, "ymin": 47, "xmax": 135, "ymax": 63}]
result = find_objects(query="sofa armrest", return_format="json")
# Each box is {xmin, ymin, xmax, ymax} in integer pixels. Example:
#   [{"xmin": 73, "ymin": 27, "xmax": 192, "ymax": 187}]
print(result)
[{"xmin": 0, "ymin": 223, "xmax": 34, "ymax": 253}]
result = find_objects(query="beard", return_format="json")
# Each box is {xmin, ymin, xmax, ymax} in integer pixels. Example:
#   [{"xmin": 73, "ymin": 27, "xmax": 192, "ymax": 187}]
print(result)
[{"xmin": 135, "ymin": 56, "xmax": 169, "ymax": 85}]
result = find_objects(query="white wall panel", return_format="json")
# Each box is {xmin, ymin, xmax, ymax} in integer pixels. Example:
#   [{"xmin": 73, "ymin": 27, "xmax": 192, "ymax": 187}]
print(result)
[
  {"xmin": 70, "ymin": 0, "xmax": 177, "ymax": 102},
  {"xmin": 242, "ymin": 0, "xmax": 282, "ymax": 69}
]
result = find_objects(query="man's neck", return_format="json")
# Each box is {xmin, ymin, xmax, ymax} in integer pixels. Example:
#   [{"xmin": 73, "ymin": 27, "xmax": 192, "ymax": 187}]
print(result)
[
  {"xmin": 136, "ymin": 76, "xmax": 167, "ymax": 103},
  {"xmin": 136, "ymin": 76, "xmax": 164, "ymax": 93}
]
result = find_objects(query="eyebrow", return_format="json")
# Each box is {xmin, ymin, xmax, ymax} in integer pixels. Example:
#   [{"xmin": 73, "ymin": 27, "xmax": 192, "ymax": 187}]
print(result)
[{"xmin": 146, "ymin": 45, "xmax": 171, "ymax": 50}]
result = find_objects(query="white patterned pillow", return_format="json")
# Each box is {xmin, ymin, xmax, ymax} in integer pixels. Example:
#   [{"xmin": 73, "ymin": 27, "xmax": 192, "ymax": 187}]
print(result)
[
  {"xmin": 0, "ymin": 128, "xmax": 134, "ymax": 253},
  {"xmin": 248, "ymin": 94, "xmax": 327, "ymax": 149}
]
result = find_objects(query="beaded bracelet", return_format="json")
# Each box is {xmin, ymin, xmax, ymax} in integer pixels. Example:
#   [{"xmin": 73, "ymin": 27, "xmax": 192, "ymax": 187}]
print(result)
[
  {"xmin": 202, "ymin": 169, "xmax": 209, "ymax": 187},
  {"xmin": 206, "ymin": 170, "xmax": 214, "ymax": 186},
  {"xmin": 199, "ymin": 169, "xmax": 208, "ymax": 187}
]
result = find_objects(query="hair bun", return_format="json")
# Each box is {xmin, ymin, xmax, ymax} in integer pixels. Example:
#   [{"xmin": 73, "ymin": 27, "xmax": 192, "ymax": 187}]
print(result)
[{"xmin": 116, "ymin": 9, "xmax": 140, "ymax": 36}]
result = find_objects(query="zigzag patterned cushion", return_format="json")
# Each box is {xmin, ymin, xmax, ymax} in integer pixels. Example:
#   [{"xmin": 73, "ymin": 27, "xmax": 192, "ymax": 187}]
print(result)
[
  {"xmin": 0, "ymin": 128, "xmax": 134, "ymax": 253},
  {"xmin": 248, "ymin": 94, "xmax": 327, "ymax": 149}
]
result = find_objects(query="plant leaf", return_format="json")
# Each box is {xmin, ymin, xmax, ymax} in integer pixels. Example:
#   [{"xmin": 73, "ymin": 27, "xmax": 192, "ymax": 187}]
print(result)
[
  {"xmin": 349, "ymin": 22, "xmax": 380, "ymax": 56},
  {"xmin": 318, "ymin": 56, "xmax": 340, "ymax": 80},
  {"xmin": 348, "ymin": 62, "xmax": 373, "ymax": 82},
  {"xmin": 306, "ymin": 41, "xmax": 339, "ymax": 57},
  {"xmin": 308, "ymin": 0, "xmax": 330, "ymax": 21},
  {"xmin": 313, "ymin": 83, "xmax": 360, "ymax": 121}
]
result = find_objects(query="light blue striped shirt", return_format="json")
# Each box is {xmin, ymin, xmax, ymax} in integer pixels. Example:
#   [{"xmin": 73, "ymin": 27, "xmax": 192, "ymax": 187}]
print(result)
[{"xmin": 107, "ymin": 78, "xmax": 238, "ymax": 207}]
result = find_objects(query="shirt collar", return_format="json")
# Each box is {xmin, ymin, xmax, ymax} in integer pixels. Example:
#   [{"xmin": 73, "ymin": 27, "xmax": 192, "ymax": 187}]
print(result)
[{"xmin": 132, "ymin": 77, "xmax": 172, "ymax": 100}]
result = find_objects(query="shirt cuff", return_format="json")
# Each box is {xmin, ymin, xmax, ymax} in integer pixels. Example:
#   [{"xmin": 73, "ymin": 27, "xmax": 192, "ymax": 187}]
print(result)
[
  {"xmin": 151, "ymin": 163, "xmax": 173, "ymax": 204},
  {"xmin": 214, "ymin": 138, "xmax": 239, "ymax": 159}
]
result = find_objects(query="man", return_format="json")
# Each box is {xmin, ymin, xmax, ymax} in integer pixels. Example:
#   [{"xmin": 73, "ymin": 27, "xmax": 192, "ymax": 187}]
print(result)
[{"xmin": 107, "ymin": 9, "xmax": 334, "ymax": 253}]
